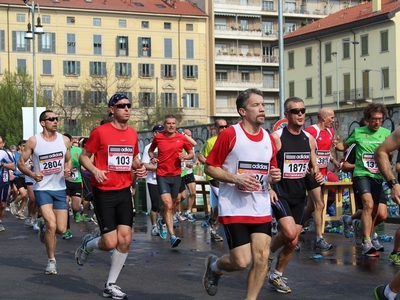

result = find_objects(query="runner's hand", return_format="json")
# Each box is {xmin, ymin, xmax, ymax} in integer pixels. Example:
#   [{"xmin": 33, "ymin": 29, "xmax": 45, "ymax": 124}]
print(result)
[
  {"xmin": 269, "ymin": 166, "xmax": 281, "ymax": 183},
  {"xmin": 269, "ymin": 189, "xmax": 278, "ymax": 205},
  {"xmin": 93, "ymin": 168, "xmax": 109, "ymax": 184}
]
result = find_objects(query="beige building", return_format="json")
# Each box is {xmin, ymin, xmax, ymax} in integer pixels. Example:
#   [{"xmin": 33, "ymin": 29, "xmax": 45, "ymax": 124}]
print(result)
[
  {"xmin": 283, "ymin": 0, "xmax": 400, "ymax": 113},
  {"xmin": 0, "ymin": 0, "xmax": 209, "ymax": 135}
]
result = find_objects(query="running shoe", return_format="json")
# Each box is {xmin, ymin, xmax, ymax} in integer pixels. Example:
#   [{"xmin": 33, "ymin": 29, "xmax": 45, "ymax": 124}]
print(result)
[
  {"xmin": 32, "ymin": 220, "xmax": 40, "ymax": 232},
  {"xmin": 24, "ymin": 216, "xmax": 32, "ymax": 226},
  {"xmin": 373, "ymin": 284, "xmax": 389, "ymax": 300},
  {"xmin": 271, "ymin": 218, "xmax": 278, "ymax": 235},
  {"xmin": 315, "ymin": 238, "xmax": 333, "ymax": 253},
  {"xmin": 157, "ymin": 218, "xmax": 167, "ymax": 239},
  {"xmin": 103, "ymin": 283, "xmax": 127, "ymax": 300},
  {"xmin": 62, "ymin": 229, "xmax": 73, "ymax": 240},
  {"xmin": 268, "ymin": 274, "xmax": 292, "ymax": 293},
  {"xmin": 176, "ymin": 212, "xmax": 187, "ymax": 222},
  {"xmin": 10, "ymin": 202, "xmax": 18, "ymax": 215},
  {"xmin": 202, "ymin": 254, "xmax": 221, "ymax": 296},
  {"xmin": 184, "ymin": 211, "xmax": 196, "ymax": 222},
  {"xmin": 15, "ymin": 211, "xmax": 26, "ymax": 220},
  {"xmin": 81, "ymin": 214, "xmax": 91, "ymax": 222},
  {"xmin": 151, "ymin": 226, "xmax": 159, "ymax": 236},
  {"xmin": 372, "ymin": 237, "xmax": 384, "ymax": 252},
  {"xmin": 75, "ymin": 234, "xmax": 94, "ymax": 266},
  {"xmin": 389, "ymin": 252, "xmax": 400, "ymax": 265},
  {"xmin": 210, "ymin": 230, "xmax": 224, "ymax": 242},
  {"xmin": 170, "ymin": 235, "xmax": 181, "ymax": 248},
  {"xmin": 91, "ymin": 214, "xmax": 98, "ymax": 225},
  {"xmin": 0, "ymin": 222, "xmax": 5, "ymax": 232},
  {"xmin": 45, "ymin": 259, "xmax": 57, "ymax": 275},
  {"xmin": 353, "ymin": 219, "xmax": 363, "ymax": 245},
  {"xmin": 340, "ymin": 215, "xmax": 352, "ymax": 238},
  {"xmin": 5, "ymin": 205, "xmax": 10, "ymax": 212},
  {"xmin": 37, "ymin": 218, "xmax": 46, "ymax": 243},
  {"xmin": 74, "ymin": 212, "xmax": 82, "ymax": 223},
  {"xmin": 362, "ymin": 240, "xmax": 378, "ymax": 256}
]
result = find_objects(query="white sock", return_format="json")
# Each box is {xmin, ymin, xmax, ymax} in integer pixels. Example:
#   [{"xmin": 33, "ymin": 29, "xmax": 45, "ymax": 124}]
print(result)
[
  {"xmin": 385, "ymin": 285, "xmax": 397, "ymax": 300},
  {"xmin": 86, "ymin": 236, "xmax": 101, "ymax": 251},
  {"xmin": 107, "ymin": 249, "xmax": 128, "ymax": 286},
  {"xmin": 48, "ymin": 258, "xmax": 56, "ymax": 262},
  {"xmin": 211, "ymin": 259, "xmax": 222, "ymax": 273}
]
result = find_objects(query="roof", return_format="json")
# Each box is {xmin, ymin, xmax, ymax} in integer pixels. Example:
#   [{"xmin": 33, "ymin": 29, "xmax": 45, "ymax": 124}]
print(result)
[
  {"xmin": 284, "ymin": 0, "xmax": 400, "ymax": 43},
  {"xmin": 0, "ymin": 0, "xmax": 207, "ymax": 17}
]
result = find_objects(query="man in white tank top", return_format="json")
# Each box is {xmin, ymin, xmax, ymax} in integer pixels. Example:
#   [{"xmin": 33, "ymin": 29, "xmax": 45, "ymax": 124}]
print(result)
[
  {"xmin": 202, "ymin": 88, "xmax": 281, "ymax": 300},
  {"xmin": 17, "ymin": 110, "xmax": 72, "ymax": 275}
]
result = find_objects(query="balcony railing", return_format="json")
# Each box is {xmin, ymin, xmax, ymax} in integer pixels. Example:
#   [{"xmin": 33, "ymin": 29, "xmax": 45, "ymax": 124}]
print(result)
[
  {"xmin": 215, "ymin": 80, "xmax": 279, "ymax": 90},
  {"xmin": 333, "ymin": 87, "xmax": 374, "ymax": 103},
  {"xmin": 215, "ymin": 53, "xmax": 279, "ymax": 64}
]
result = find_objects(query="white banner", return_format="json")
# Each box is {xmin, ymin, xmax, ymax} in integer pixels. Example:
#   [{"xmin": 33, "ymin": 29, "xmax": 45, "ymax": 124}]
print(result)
[{"xmin": 22, "ymin": 107, "xmax": 47, "ymax": 139}]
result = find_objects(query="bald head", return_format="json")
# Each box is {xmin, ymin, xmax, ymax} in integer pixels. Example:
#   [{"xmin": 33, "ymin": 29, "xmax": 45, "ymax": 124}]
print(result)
[
  {"xmin": 318, "ymin": 107, "xmax": 334, "ymax": 120},
  {"xmin": 317, "ymin": 107, "xmax": 335, "ymax": 128}
]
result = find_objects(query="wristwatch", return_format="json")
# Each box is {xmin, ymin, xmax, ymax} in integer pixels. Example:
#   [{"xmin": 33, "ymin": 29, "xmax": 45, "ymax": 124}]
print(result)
[{"xmin": 387, "ymin": 178, "xmax": 399, "ymax": 189}]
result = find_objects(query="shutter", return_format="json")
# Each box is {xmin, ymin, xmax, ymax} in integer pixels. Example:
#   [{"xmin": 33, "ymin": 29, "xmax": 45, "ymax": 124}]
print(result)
[
  {"xmin": 127, "ymin": 63, "xmax": 132, "ymax": 77},
  {"xmin": 89, "ymin": 62, "xmax": 94, "ymax": 76},
  {"xmin": 125, "ymin": 37, "xmax": 129, "ymax": 56},
  {"xmin": 138, "ymin": 64, "xmax": 143, "ymax": 77},
  {"xmin": 76, "ymin": 61, "xmax": 81, "ymax": 75},
  {"xmin": 116, "ymin": 36, "xmax": 120, "ymax": 56},
  {"xmin": 63, "ymin": 90, "xmax": 68, "ymax": 105},
  {"xmin": 161, "ymin": 65, "xmax": 165, "ymax": 77},
  {"xmin": 182, "ymin": 93, "xmax": 187, "ymax": 107},
  {"xmin": 150, "ymin": 64, "xmax": 154, "ymax": 77},
  {"xmin": 186, "ymin": 39, "xmax": 194, "ymax": 58},
  {"xmin": 194, "ymin": 94, "xmax": 199, "ymax": 107},
  {"xmin": 102, "ymin": 62, "xmax": 106, "ymax": 76},
  {"xmin": 115, "ymin": 63, "xmax": 120, "ymax": 77},
  {"xmin": 38, "ymin": 35, "xmax": 43, "ymax": 52},
  {"xmin": 126, "ymin": 92, "xmax": 132, "ymax": 101},
  {"xmin": 12, "ymin": 31, "xmax": 16, "ymax": 51},
  {"xmin": 90, "ymin": 91, "xmax": 94, "ymax": 104},
  {"xmin": 51, "ymin": 33, "xmax": 56, "ymax": 53},
  {"xmin": 138, "ymin": 37, "xmax": 143, "ymax": 56},
  {"xmin": 0, "ymin": 30, "xmax": 4, "ymax": 51},
  {"xmin": 150, "ymin": 92, "xmax": 155, "ymax": 107},
  {"xmin": 173, "ymin": 93, "xmax": 177, "ymax": 107},
  {"xmin": 194, "ymin": 65, "xmax": 198, "ymax": 79},
  {"xmin": 172, "ymin": 65, "xmax": 176, "ymax": 78},
  {"xmin": 148, "ymin": 38, "xmax": 151, "ymax": 57},
  {"xmin": 161, "ymin": 93, "xmax": 165, "ymax": 107},
  {"xmin": 183, "ymin": 65, "xmax": 187, "ymax": 79},
  {"xmin": 26, "ymin": 39, "xmax": 31, "ymax": 52},
  {"xmin": 77, "ymin": 91, "xmax": 82, "ymax": 105},
  {"xmin": 63, "ymin": 61, "xmax": 67, "ymax": 75},
  {"xmin": 138, "ymin": 92, "xmax": 143, "ymax": 106}
]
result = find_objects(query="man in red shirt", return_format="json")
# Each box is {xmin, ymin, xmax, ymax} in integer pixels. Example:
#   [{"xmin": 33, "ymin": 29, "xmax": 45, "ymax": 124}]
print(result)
[
  {"xmin": 75, "ymin": 93, "xmax": 146, "ymax": 300},
  {"xmin": 304, "ymin": 107, "xmax": 340, "ymax": 252},
  {"xmin": 148, "ymin": 115, "xmax": 194, "ymax": 248},
  {"xmin": 202, "ymin": 88, "xmax": 281, "ymax": 300}
]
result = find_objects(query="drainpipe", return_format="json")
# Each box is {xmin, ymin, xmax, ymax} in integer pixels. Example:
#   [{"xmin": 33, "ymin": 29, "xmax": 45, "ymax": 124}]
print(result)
[
  {"xmin": 315, "ymin": 37, "xmax": 322, "ymax": 108},
  {"xmin": 350, "ymin": 29, "xmax": 357, "ymax": 107},
  {"xmin": 7, "ymin": 5, "xmax": 10, "ymax": 71},
  {"xmin": 178, "ymin": 15, "xmax": 182, "ymax": 107}
]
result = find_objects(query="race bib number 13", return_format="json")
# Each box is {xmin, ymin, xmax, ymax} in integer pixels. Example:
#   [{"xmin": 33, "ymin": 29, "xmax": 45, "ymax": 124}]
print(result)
[
  {"xmin": 108, "ymin": 145, "xmax": 133, "ymax": 171},
  {"xmin": 362, "ymin": 153, "xmax": 379, "ymax": 173},
  {"xmin": 237, "ymin": 160, "xmax": 269, "ymax": 192}
]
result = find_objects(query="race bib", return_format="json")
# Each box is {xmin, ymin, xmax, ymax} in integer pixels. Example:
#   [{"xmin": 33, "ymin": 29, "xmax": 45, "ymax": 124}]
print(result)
[
  {"xmin": 316, "ymin": 150, "xmax": 330, "ymax": 169},
  {"xmin": 237, "ymin": 160, "xmax": 269, "ymax": 192},
  {"xmin": 362, "ymin": 153, "xmax": 379, "ymax": 173},
  {"xmin": 108, "ymin": 145, "xmax": 133, "ymax": 171},
  {"xmin": 67, "ymin": 167, "xmax": 78, "ymax": 181},
  {"xmin": 39, "ymin": 151, "xmax": 64, "ymax": 175},
  {"xmin": 283, "ymin": 152, "xmax": 310, "ymax": 179},
  {"xmin": 2, "ymin": 170, "xmax": 8, "ymax": 182}
]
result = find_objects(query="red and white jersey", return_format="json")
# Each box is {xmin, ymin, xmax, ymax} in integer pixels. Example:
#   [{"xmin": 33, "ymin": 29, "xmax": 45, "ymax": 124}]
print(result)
[
  {"xmin": 206, "ymin": 123, "xmax": 277, "ymax": 225},
  {"xmin": 304, "ymin": 124, "xmax": 334, "ymax": 175}
]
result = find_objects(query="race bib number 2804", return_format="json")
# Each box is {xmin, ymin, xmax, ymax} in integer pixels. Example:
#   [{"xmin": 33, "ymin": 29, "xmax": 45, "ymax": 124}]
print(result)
[
  {"xmin": 108, "ymin": 145, "xmax": 133, "ymax": 171},
  {"xmin": 39, "ymin": 151, "xmax": 64, "ymax": 175}
]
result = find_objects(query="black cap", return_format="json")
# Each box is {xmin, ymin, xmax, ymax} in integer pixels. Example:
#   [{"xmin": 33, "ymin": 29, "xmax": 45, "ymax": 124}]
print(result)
[
  {"xmin": 152, "ymin": 125, "xmax": 165, "ymax": 132},
  {"xmin": 108, "ymin": 93, "xmax": 129, "ymax": 107}
]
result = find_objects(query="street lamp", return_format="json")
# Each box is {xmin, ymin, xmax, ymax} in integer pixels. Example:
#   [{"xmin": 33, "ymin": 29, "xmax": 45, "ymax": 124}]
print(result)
[
  {"xmin": 333, "ymin": 40, "xmax": 359, "ymax": 110},
  {"xmin": 24, "ymin": 0, "xmax": 44, "ymax": 135},
  {"xmin": 365, "ymin": 69, "xmax": 384, "ymax": 103}
]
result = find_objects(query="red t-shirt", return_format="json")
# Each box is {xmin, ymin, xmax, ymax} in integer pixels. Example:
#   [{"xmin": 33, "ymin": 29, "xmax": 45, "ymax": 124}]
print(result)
[
  {"xmin": 149, "ymin": 132, "xmax": 193, "ymax": 176},
  {"xmin": 206, "ymin": 124, "xmax": 278, "ymax": 169},
  {"xmin": 85, "ymin": 123, "xmax": 139, "ymax": 191}
]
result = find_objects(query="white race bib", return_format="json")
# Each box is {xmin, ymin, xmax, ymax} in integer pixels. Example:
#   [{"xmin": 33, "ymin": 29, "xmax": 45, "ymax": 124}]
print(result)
[
  {"xmin": 108, "ymin": 145, "xmax": 133, "ymax": 171},
  {"xmin": 237, "ymin": 160, "xmax": 269, "ymax": 193},
  {"xmin": 362, "ymin": 153, "xmax": 379, "ymax": 173},
  {"xmin": 39, "ymin": 151, "xmax": 64, "ymax": 175},
  {"xmin": 283, "ymin": 152, "xmax": 309, "ymax": 179}
]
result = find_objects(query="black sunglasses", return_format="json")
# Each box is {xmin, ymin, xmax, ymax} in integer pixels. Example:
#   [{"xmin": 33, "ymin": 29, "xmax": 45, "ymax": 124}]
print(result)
[
  {"xmin": 45, "ymin": 117, "xmax": 58, "ymax": 122},
  {"xmin": 287, "ymin": 108, "xmax": 306, "ymax": 115},
  {"xmin": 218, "ymin": 125, "xmax": 228, "ymax": 129},
  {"xmin": 115, "ymin": 103, "xmax": 131, "ymax": 109}
]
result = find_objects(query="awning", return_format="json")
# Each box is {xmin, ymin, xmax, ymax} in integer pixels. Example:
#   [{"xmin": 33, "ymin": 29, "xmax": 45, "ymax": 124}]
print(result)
[
  {"xmin": 216, "ymin": 65, "xmax": 237, "ymax": 70},
  {"xmin": 237, "ymin": 14, "xmax": 260, "ymax": 18},
  {"xmin": 215, "ymin": 12, "xmax": 236, "ymax": 17},
  {"xmin": 238, "ymin": 65, "xmax": 261, "ymax": 71}
]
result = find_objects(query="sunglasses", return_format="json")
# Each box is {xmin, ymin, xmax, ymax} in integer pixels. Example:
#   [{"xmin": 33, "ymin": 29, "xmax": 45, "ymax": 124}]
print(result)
[
  {"xmin": 115, "ymin": 103, "xmax": 131, "ymax": 109},
  {"xmin": 218, "ymin": 125, "xmax": 228, "ymax": 129},
  {"xmin": 287, "ymin": 108, "xmax": 306, "ymax": 115},
  {"xmin": 45, "ymin": 117, "xmax": 58, "ymax": 122}
]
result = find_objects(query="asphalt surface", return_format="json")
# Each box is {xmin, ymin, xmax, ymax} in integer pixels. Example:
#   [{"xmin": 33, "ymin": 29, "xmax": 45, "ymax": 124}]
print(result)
[{"xmin": 0, "ymin": 210, "xmax": 399, "ymax": 300}]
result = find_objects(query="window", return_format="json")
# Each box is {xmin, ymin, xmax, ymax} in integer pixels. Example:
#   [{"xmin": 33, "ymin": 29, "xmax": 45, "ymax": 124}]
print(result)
[
  {"xmin": 161, "ymin": 93, "xmax": 177, "ymax": 107},
  {"xmin": 43, "ymin": 90, "xmax": 53, "ymax": 106},
  {"xmin": 93, "ymin": 35, "xmax": 102, "ymax": 55},
  {"xmin": 183, "ymin": 65, "xmax": 198, "ymax": 79},
  {"xmin": 285, "ymin": 1, "xmax": 296, "ymax": 12},
  {"xmin": 325, "ymin": 76, "xmax": 332, "ymax": 95},
  {"xmin": 115, "ymin": 63, "xmax": 132, "ymax": 77},
  {"xmin": 186, "ymin": 39, "xmax": 194, "ymax": 59},
  {"xmin": 186, "ymin": 24, "xmax": 193, "ymax": 31},
  {"xmin": 142, "ymin": 21, "xmax": 149, "ymax": 29},
  {"xmin": 240, "ymin": 20, "xmax": 248, "ymax": 30},
  {"xmin": 305, "ymin": 47, "xmax": 312, "ymax": 66},
  {"xmin": 265, "ymin": 102, "xmax": 275, "ymax": 114},
  {"xmin": 42, "ymin": 15, "xmax": 51, "ymax": 24},
  {"xmin": 285, "ymin": 22, "xmax": 296, "ymax": 33},
  {"xmin": 216, "ymin": 95, "xmax": 228, "ymax": 107},
  {"xmin": 361, "ymin": 35, "xmax": 368, "ymax": 56},
  {"xmin": 288, "ymin": 51, "xmax": 294, "ymax": 69},
  {"xmin": 90, "ymin": 91, "xmax": 107, "ymax": 106},
  {"xmin": 306, "ymin": 78, "xmax": 312, "ymax": 98},
  {"xmin": 17, "ymin": 59, "xmax": 26, "ymax": 74},
  {"xmin": 380, "ymin": 31, "xmax": 388, "ymax": 52},
  {"xmin": 288, "ymin": 81, "xmax": 295, "ymax": 97},
  {"xmin": 119, "ymin": 19, "xmax": 127, "ymax": 28},
  {"xmin": 262, "ymin": 21, "xmax": 274, "ymax": 35},
  {"xmin": 38, "ymin": 33, "xmax": 56, "ymax": 53},
  {"xmin": 164, "ymin": 22, "xmax": 171, "ymax": 30},
  {"xmin": 93, "ymin": 18, "xmax": 101, "ymax": 26},
  {"xmin": 67, "ymin": 17, "xmax": 75, "ymax": 24},
  {"xmin": 117, "ymin": 36, "xmax": 128, "ymax": 56},
  {"xmin": 241, "ymin": 71, "xmax": 250, "ymax": 82},
  {"xmin": 262, "ymin": 1, "xmax": 274, "ymax": 11},
  {"xmin": 138, "ymin": 92, "xmax": 155, "ymax": 107},
  {"xmin": 138, "ymin": 63, "xmax": 154, "ymax": 77},
  {"xmin": 382, "ymin": 67, "xmax": 389, "ymax": 88},
  {"xmin": 12, "ymin": 31, "xmax": 30, "ymax": 52},
  {"xmin": 67, "ymin": 33, "xmax": 76, "ymax": 54},
  {"xmin": 263, "ymin": 73, "xmax": 274, "ymax": 88},
  {"xmin": 343, "ymin": 41, "xmax": 350, "ymax": 59},
  {"xmin": 0, "ymin": 30, "xmax": 5, "ymax": 51},
  {"xmin": 90, "ymin": 62, "xmax": 106, "ymax": 76},
  {"xmin": 161, "ymin": 64, "xmax": 176, "ymax": 78},
  {"xmin": 164, "ymin": 38, "xmax": 172, "ymax": 58},
  {"xmin": 63, "ymin": 90, "xmax": 81, "ymax": 106},
  {"xmin": 216, "ymin": 71, "xmax": 228, "ymax": 81},
  {"xmin": 183, "ymin": 93, "xmax": 199, "ymax": 108},
  {"xmin": 325, "ymin": 43, "xmax": 332, "ymax": 62},
  {"xmin": 64, "ymin": 118, "xmax": 81, "ymax": 136},
  {"xmin": 139, "ymin": 37, "xmax": 151, "ymax": 57},
  {"xmin": 63, "ymin": 61, "xmax": 81, "ymax": 75},
  {"xmin": 16, "ymin": 14, "xmax": 25, "ymax": 22},
  {"xmin": 42, "ymin": 60, "xmax": 52, "ymax": 75}
]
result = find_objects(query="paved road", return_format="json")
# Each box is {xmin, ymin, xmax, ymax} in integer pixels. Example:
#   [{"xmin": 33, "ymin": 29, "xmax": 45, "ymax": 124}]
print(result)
[{"xmin": 0, "ymin": 210, "xmax": 399, "ymax": 300}]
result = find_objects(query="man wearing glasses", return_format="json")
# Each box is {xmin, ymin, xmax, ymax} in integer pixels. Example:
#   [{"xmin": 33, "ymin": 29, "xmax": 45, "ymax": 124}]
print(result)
[
  {"xmin": 303, "ymin": 107, "xmax": 339, "ymax": 252},
  {"xmin": 17, "ymin": 110, "xmax": 72, "ymax": 275},
  {"xmin": 336, "ymin": 103, "xmax": 390, "ymax": 257}
]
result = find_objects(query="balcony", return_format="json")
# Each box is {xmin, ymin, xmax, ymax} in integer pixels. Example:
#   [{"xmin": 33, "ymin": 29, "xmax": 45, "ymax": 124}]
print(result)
[
  {"xmin": 215, "ymin": 0, "xmax": 261, "ymax": 13},
  {"xmin": 333, "ymin": 87, "xmax": 374, "ymax": 104},
  {"xmin": 215, "ymin": 27, "xmax": 263, "ymax": 39},
  {"xmin": 215, "ymin": 53, "xmax": 278, "ymax": 65},
  {"xmin": 215, "ymin": 80, "xmax": 279, "ymax": 92}
]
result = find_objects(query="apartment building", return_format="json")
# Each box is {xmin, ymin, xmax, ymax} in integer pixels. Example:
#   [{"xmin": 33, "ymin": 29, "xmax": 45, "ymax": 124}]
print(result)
[
  {"xmin": 193, "ymin": 0, "xmax": 358, "ymax": 123},
  {"xmin": 0, "ymin": 0, "xmax": 209, "ymax": 135},
  {"xmin": 283, "ymin": 0, "xmax": 400, "ymax": 112}
]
